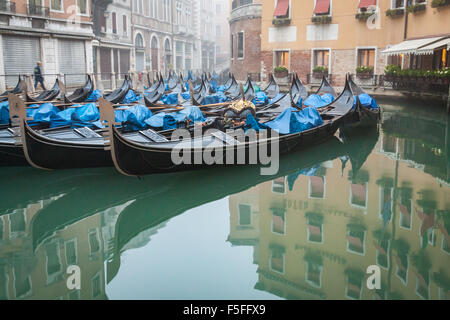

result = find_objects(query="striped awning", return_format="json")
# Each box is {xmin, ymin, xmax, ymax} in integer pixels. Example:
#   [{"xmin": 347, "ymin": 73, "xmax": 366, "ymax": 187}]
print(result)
[
  {"xmin": 382, "ymin": 37, "xmax": 445, "ymax": 56},
  {"xmin": 314, "ymin": 0, "xmax": 330, "ymax": 15},
  {"xmin": 417, "ymin": 37, "xmax": 450, "ymax": 55},
  {"xmin": 274, "ymin": 0, "xmax": 289, "ymax": 17},
  {"xmin": 358, "ymin": 0, "xmax": 377, "ymax": 9}
]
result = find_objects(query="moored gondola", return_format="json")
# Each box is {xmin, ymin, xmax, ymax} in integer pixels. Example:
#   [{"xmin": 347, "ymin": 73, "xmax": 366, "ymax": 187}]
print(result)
[
  {"xmin": 262, "ymin": 74, "xmax": 280, "ymax": 99},
  {"xmin": 25, "ymin": 78, "xmax": 61, "ymax": 103},
  {"xmin": 62, "ymin": 75, "xmax": 94, "ymax": 104},
  {"xmin": 100, "ymin": 78, "xmax": 356, "ymax": 176},
  {"xmin": 0, "ymin": 76, "xmax": 25, "ymax": 102},
  {"xmin": 346, "ymin": 74, "xmax": 381, "ymax": 127},
  {"xmin": 143, "ymin": 77, "xmax": 166, "ymax": 108},
  {"xmin": 290, "ymin": 73, "xmax": 308, "ymax": 107},
  {"xmin": 104, "ymin": 75, "xmax": 131, "ymax": 104},
  {"xmin": 316, "ymin": 76, "xmax": 337, "ymax": 98}
]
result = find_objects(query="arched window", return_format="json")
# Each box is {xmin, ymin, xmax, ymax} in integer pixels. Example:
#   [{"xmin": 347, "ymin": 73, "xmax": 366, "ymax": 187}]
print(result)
[
  {"xmin": 135, "ymin": 33, "xmax": 144, "ymax": 48},
  {"xmin": 164, "ymin": 38, "xmax": 172, "ymax": 70},
  {"xmin": 112, "ymin": 12, "xmax": 117, "ymax": 34}
]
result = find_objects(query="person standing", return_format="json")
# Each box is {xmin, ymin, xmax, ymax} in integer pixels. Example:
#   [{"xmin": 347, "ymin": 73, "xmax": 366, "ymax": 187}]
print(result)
[{"xmin": 34, "ymin": 61, "xmax": 46, "ymax": 90}]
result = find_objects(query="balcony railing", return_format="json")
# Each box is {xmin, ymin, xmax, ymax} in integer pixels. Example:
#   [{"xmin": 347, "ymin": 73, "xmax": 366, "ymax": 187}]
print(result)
[
  {"xmin": 27, "ymin": 4, "xmax": 50, "ymax": 17},
  {"xmin": 0, "ymin": 1, "xmax": 16, "ymax": 13}
]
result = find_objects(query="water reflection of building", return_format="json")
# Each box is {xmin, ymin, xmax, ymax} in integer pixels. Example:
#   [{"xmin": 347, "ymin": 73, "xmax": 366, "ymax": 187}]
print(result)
[
  {"xmin": 0, "ymin": 195, "xmax": 106, "ymax": 300},
  {"xmin": 229, "ymin": 136, "xmax": 450, "ymax": 300}
]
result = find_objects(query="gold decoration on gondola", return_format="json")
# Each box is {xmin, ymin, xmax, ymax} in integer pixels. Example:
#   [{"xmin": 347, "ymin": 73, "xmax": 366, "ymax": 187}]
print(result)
[{"xmin": 227, "ymin": 99, "xmax": 256, "ymax": 114}]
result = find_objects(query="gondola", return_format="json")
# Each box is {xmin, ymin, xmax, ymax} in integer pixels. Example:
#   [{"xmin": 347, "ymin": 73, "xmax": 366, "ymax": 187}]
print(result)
[
  {"xmin": 25, "ymin": 78, "xmax": 61, "ymax": 103},
  {"xmin": 166, "ymin": 71, "xmax": 178, "ymax": 91},
  {"xmin": 62, "ymin": 75, "xmax": 94, "ymax": 104},
  {"xmin": 104, "ymin": 75, "xmax": 131, "ymax": 104},
  {"xmin": 225, "ymin": 74, "xmax": 240, "ymax": 99},
  {"xmin": 190, "ymin": 78, "xmax": 208, "ymax": 106},
  {"xmin": 143, "ymin": 76, "xmax": 166, "ymax": 108},
  {"xmin": 346, "ymin": 74, "xmax": 381, "ymax": 127},
  {"xmin": 0, "ymin": 75, "xmax": 24, "ymax": 102},
  {"xmin": 316, "ymin": 76, "xmax": 337, "ymax": 98},
  {"xmin": 262, "ymin": 74, "xmax": 280, "ymax": 99},
  {"xmin": 290, "ymin": 73, "xmax": 308, "ymax": 107},
  {"xmin": 100, "ymin": 78, "xmax": 356, "ymax": 176}
]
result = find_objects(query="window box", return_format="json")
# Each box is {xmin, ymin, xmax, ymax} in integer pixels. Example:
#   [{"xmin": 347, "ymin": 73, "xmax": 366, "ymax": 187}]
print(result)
[
  {"xmin": 386, "ymin": 8, "xmax": 405, "ymax": 17},
  {"xmin": 408, "ymin": 3, "xmax": 427, "ymax": 13},
  {"xmin": 272, "ymin": 18, "xmax": 291, "ymax": 26},
  {"xmin": 356, "ymin": 66, "xmax": 374, "ymax": 79},
  {"xmin": 311, "ymin": 15, "xmax": 332, "ymax": 24},
  {"xmin": 355, "ymin": 12, "xmax": 374, "ymax": 20},
  {"xmin": 431, "ymin": 0, "xmax": 450, "ymax": 8},
  {"xmin": 274, "ymin": 66, "xmax": 289, "ymax": 78}
]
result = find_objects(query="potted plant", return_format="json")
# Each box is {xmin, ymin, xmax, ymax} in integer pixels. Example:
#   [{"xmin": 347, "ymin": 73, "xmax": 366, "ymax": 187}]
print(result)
[
  {"xmin": 272, "ymin": 17, "xmax": 291, "ymax": 26},
  {"xmin": 312, "ymin": 66, "xmax": 328, "ymax": 78},
  {"xmin": 407, "ymin": 3, "xmax": 427, "ymax": 13},
  {"xmin": 385, "ymin": 8, "xmax": 405, "ymax": 17},
  {"xmin": 356, "ymin": 65, "xmax": 374, "ymax": 78},
  {"xmin": 431, "ymin": 0, "xmax": 450, "ymax": 8},
  {"xmin": 274, "ymin": 66, "xmax": 289, "ymax": 78},
  {"xmin": 384, "ymin": 64, "xmax": 400, "ymax": 81},
  {"xmin": 355, "ymin": 11, "xmax": 374, "ymax": 21},
  {"xmin": 311, "ymin": 15, "xmax": 332, "ymax": 24}
]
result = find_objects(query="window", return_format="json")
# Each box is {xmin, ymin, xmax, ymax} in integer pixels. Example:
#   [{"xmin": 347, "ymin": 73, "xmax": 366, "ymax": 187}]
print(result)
[
  {"xmin": 345, "ymin": 271, "xmax": 364, "ymax": 300},
  {"xmin": 216, "ymin": 3, "xmax": 221, "ymax": 14},
  {"xmin": 375, "ymin": 239, "xmax": 390, "ymax": 269},
  {"xmin": 313, "ymin": 49, "xmax": 330, "ymax": 68},
  {"xmin": 275, "ymin": 50, "xmax": 289, "ymax": 69},
  {"xmin": 176, "ymin": 1, "xmax": 182, "ymax": 24},
  {"xmin": 238, "ymin": 204, "xmax": 251, "ymax": 226},
  {"xmin": 395, "ymin": 252, "xmax": 409, "ymax": 284},
  {"xmin": 46, "ymin": 242, "xmax": 62, "ymax": 284},
  {"xmin": 347, "ymin": 227, "xmax": 365, "ymax": 255},
  {"xmin": 391, "ymin": 0, "xmax": 405, "ymax": 9},
  {"xmin": 357, "ymin": 48, "xmax": 375, "ymax": 67},
  {"xmin": 91, "ymin": 273, "xmax": 102, "ymax": 299},
  {"xmin": 274, "ymin": 0, "xmax": 290, "ymax": 18},
  {"xmin": 237, "ymin": 32, "xmax": 244, "ymax": 59},
  {"xmin": 306, "ymin": 260, "xmax": 322, "ymax": 288},
  {"xmin": 101, "ymin": 10, "xmax": 106, "ymax": 32},
  {"xmin": 271, "ymin": 208, "xmax": 286, "ymax": 235},
  {"xmin": 88, "ymin": 229, "xmax": 100, "ymax": 255},
  {"xmin": 231, "ymin": 34, "xmax": 234, "ymax": 59},
  {"xmin": 123, "ymin": 15, "xmax": 127, "ymax": 35},
  {"xmin": 51, "ymin": 0, "xmax": 63, "ymax": 12},
  {"xmin": 216, "ymin": 25, "xmax": 221, "ymax": 37},
  {"xmin": 185, "ymin": 6, "xmax": 191, "ymax": 27},
  {"xmin": 133, "ymin": 0, "xmax": 143, "ymax": 14},
  {"xmin": 111, "ymin": 12, "xmax": 117, "ymax": 34},
  {"xmin": 306, "ymin": 213, "xmax": 323, "ymax": 243},
  {"xmin": 269, "ymin": 245, "xmax": 285, "ymax": 274},
  {"xmin": 77, "ymin": 0, "xmax": 88, "ymax": 15},
  {"xmin": 399, "ymin": 199, "xmax": 412, "ymax": 229},
  {"xmin": 151, "ymin": 0, "xmax": 157, "ymax": 18},
  {"xmin": 350, "ymin": 183, "xmax": 368, "ymax": 208},
  {"xmin": 164, "ymin": 0, "xmax": 170, "ymax": 22},
  {"xmin": 387, "ymin": 54, "xmax": 401, "ymax": 67},
  {"xmin": 314, "ymin": 0, "xmax": 331, "ymax": 16},
  {"xmin": 272, "ymin": 177, "xmax": 286, "ymax": 194}
]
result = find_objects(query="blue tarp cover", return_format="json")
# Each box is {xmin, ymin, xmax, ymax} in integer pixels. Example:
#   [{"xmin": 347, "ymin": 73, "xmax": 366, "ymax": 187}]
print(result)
[
  {"xmin": 27, "ymin": 103, "xmax": 61, "ymax": 126},
  {"xmin": 358, "ymin": 93, "xmax": 378, "ymax": 109},
  {"xmin": 0, "ymin": 101, "xmax": 9, "ymax": 125},
  {"xmin": 202, "ymin": 93, "xmax": 229, "ymax": 105},
  {"xmin": 181, "ymin": 92, "xmax": 191, "ymax": 101},
  {"xmin": 114, "ymin": 104, "xmax": 152, "ymax": 130},
  {"xmin": 245, "ymin": 107, "xmax": 323, "ymax": 135},
  {"xmin": 253, "ymin": 91, "xmax": 269, "ymax": 106},
  {"xmin": 70, "ymin": 103, "xmax": 100, "ymax": 128},
  {"xmin": 145, "ymin": 106, "xmax": 206, "ymax": 129},
  {"xmin": 303, "ymin": 93, "xmax": 335, "ymax": 109},
  {"xmin": 161, "ymin": 92, "xmax": 179, "ymax": 105},
  {"xmin": 122, "ymin": 90, "xmax": 142, "ymax": 104},
  {"xmin": 86, "ymin": 89, "xmax": 102, "ymax": 102}
]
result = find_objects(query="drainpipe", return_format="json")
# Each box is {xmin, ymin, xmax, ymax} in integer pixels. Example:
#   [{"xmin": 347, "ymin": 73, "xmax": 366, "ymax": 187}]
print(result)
[{"xmin": 404, "ymin": 1, "xmax": 410, "ymax": 40}]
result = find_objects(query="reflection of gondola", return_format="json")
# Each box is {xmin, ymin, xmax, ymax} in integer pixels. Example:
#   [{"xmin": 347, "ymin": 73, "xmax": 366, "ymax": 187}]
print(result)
[
  {"xmin": 25, "ymin": 79, "xmax": 61, "ymax": 103},
  {"xmin": 101, "ymin": 78, "xmax": 355, "ymax": 176},
  {"xmin": 62, "ymin": 75, "xmax": 94, "ymax": 104},
  {"xmin": 0, "ymin": 76, "xmax": 24, "ymax": 102}
]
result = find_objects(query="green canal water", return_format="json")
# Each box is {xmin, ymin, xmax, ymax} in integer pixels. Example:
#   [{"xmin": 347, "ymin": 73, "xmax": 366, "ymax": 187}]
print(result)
[{"xmin": 0, "ymin": 99, "xmax": 449, "ymax": 300}]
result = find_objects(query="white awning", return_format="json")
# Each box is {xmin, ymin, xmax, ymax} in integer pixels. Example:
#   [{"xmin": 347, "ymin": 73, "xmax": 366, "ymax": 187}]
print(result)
[
  {"xmin": 382, "ymin": 37, "xmax": 444, "ymax": 56},
  {"xmin": 416, "ymin": 37, "xmax": 450, "ymax": 55}
]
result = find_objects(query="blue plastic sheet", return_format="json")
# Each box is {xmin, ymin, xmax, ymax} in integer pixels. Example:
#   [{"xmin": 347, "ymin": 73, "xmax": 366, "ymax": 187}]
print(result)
[
  {"xmin": 253, "ymin": 91, "xmax": 269, "ymax": 106},
  {"xmin": 210, "ymin": 79, "xmax": 218, "ymax": 93},
  {"xmin": 114, "ymin": 104, "xmax": 152, "ymax": 131},
  {"xmin": 145, "ymin": 106, "xmax": 206, "ymax": 129},
  {"xmin": 181, "ymin": 92, "xmax": 191, "ymax": 101},
  {"xmin": 216, "ymin": 85, "xmax": 227, "ymax": 93},
  {"xmin": 49, "ymin": 108, "xmax": 77, "ymax": 128},
  {"xmin": 358, "ymin": 93, "xmax": 378, "ymax": 109},
  {"xmin": 27, "ymin": 103, "xmax": 61, "ymax": 126},
  {"xmin": 0, "ymin": 101, "xmax": 9, "ymax": 125},
  {"xmin": 202, "ymin": 93, "xmax": 229, "ymax": 105},
  {"xmin": 122, "ymin": 90, "xmax": 142, "ymax": 104},
  {"xmin": 71, "ymin": 103, "xmax": 100, "ymax": 128},
  {"xmin": 161, "ymin": 93, "xmax": 179, "ymax": 105},
  {"xmin": 245, "ymin": 107, "xmax": 323, "ymax": 135},
  {"xmin": 303, "ymin": 93, "xmax": 335, "ymax": 109},
  {"xmin": 86, "ymin": 89, "xmax": 102, "ymax": 102}
]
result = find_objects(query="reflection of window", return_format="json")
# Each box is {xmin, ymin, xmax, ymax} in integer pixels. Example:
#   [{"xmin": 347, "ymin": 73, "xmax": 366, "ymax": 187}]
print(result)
[
  {"xmin": 9, "ymin": 209, "xmax": 26, "ymax": 238},
  {"xmin": 0, "ymin": 217, "xmax": 3, "ymax": 241},
  {"xmin": 395, "ymin": 253, "xmax": 409, "ymax": 284},
  {"xmin": 375, "ymin": 239, "xmax": 390, "ymax": 269},
  {"xmin": 309, "ymin": 176, "xmax": 325, "ymax": 199},
  {"xmin": 0, "ymin": 265, "xmax": 8, "ymax": 300},
  {"xmin": 272, "ymin": 177, "xmax": 286, "ymax": 194},
  {"xmin": 350, "ymin": 183, "xmax": 368, "ymax": 208},
  {"xmin": 415, "ymin": 270, "xmax": 430, "ymax": 300},
  {"xmin": 426, "ymin": 229, "xmax": 437, "ymax": 247},
  {"xmin": 306, "ymin": 212, "xmax": 323, "ymax": 243},
  {"xmin": 347, "ymin": 226, "xmax": 365, "ymax": 255},
  {"xmin": 68, "ymin": 290, "xmax": 80, "ymax": 300},
  {"xmin": 238, "ymin": 204, "xmax": 251, "ymax": 226},
  {"xmin": 357, "ymin": 48, "xmax": 375, "ymax": 67},
  {"xmin": 399, "ymin": 199, "xmax": 412, "ymax": 229},
  {"xmin": 313, "ymin": 49, "xmax": 330, "ymax": 69},
  {"xmin": 89, "ymin": 229, "xmax": 100, "ymax": 255},
  {"xmin": 271, "ymin": 208, "xmax": 286, "ymax": 235},
  {"xmin": 14, "ymin": 264, "xmax": 32, "ymax": 299},
  {"xmin": 237, "ymin": 32, "xmax": 244, "ymax": 59},
  {"xmin": 345, "ymin": 270, "xmax": 364, "ymax": 300},
  {"xmin": 305, "ymin": 253, "xmax": 323, "ymax": 288},
  {"xmin": 65, "ymin": 239, "xmax": 78, "ymax": 266},
  {"xmin": 275, "ymin": 50, "xmax": 289, "ymax": 69},
  {"xmin": 382, "ymin": 135, "xmax": 397, "ymax": 153},
  {"xmin": 46, "ymin": 242, "xmax": 62, "ymax": 285},
  {"xmin": 91, "ymin": 273, "xmax": 102, "ymax": 299},
  {"xmin": 270, "ymin": 245, "xmax": 285, "ymax": 274},
  {"xmin": 442, "ymin": 237, "xmax": 450, "ymax": 254},
  {"xmin": 379, "ymin": 187, "xmax": 393, "ymax": 220}
]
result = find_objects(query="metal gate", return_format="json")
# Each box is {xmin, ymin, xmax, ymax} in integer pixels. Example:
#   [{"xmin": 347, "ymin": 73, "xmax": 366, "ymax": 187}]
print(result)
[
  {"xmin": 2, "ymin": 35, "xmax": 41, "ymax": 88},
  {"xmin": 58, "ymin": 39, "xmax": 86, "ymax": 86}
]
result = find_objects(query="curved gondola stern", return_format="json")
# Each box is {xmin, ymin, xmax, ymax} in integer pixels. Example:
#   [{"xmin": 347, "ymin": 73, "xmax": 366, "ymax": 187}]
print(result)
[
  {"xmin": 7, "ymin": 93, "xmax": 49, "ymax": 170},
  {"xmin": 98, "ymin": 98, "xmax": 135, "ymax": 177}
]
